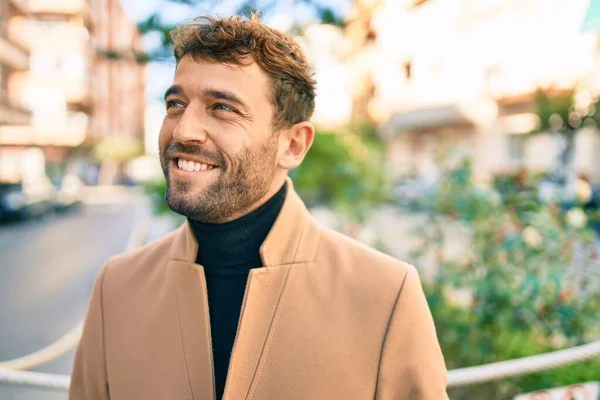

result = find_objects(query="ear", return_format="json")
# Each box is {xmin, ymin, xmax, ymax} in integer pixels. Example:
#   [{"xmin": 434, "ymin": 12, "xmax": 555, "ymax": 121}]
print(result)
[{"xmin": 277, "ymin": 121, "xmax": 315, "ymax": 171}]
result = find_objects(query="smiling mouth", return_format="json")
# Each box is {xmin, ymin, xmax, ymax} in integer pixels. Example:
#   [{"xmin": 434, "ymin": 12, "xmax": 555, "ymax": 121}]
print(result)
[{"xmin": 173, "ymin": 157, "xmax": 218, "ymax": 172}]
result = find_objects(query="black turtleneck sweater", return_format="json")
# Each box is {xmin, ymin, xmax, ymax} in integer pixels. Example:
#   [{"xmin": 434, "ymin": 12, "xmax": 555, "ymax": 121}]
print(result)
[{"xmin": 188, "ymin": 182, "xmax": 286, "ymax": 400}]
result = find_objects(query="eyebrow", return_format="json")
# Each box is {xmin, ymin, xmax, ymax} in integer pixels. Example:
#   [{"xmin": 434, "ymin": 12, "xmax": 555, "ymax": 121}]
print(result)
[
  {"xmin": 203, "ymin": 88, "xmax": 250, "ymax": 112},
  {"xmin": 164, "ymin": 85, "xmax": 182, "ymax": 102}
]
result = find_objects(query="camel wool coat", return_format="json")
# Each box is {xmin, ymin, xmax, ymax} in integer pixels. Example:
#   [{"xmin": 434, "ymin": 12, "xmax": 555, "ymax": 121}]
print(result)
[{"xmin": 70, "ymin": 179, "xmax": 448, "ymax": 400}]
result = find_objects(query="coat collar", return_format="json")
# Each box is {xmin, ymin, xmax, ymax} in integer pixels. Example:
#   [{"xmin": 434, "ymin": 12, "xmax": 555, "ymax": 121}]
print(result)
[{"xmin": 169, "ymin": 177, "xmax": 321, "ymax": 267}]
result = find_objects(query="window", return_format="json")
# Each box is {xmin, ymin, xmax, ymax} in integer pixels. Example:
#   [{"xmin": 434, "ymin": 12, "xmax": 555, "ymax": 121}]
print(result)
[
  {"xmin": 404, "ymin": 61, "xmax": 412, "ymax": 80},
  {"xmin": 366, "ymin": 28, "xmax": 377, "ymax": 42},
  {"xmin": 463, "ymin": 0, "xmax": 506, "ymax": 13},
  {"xmin": 59, "ymin": 55, "xmax": 87, "ymax": 78},
  {"xmin": 484, "ymin": 65, "xmax": 503, "ymax": 96},
  {"xmin": 412, "ymin": 0, "xmax": 432, "ymax": 7},
  {"xmin": 0, "ymin": 63, "xmax": 5, "ymax": 90},
  {"xmin": 508, "ymin": 134, "xmax": 526, "ymax": 163},
  {"xmin": 31, "ymin": 54, "xmax": 60, "ymax": 77},
  {"xmin": 0, "ymin": 0, "xmax": 7, "ymax": 25},
  {"xmin": 38, "ymin": 15, "xmax": 65, "ymax": 22}
]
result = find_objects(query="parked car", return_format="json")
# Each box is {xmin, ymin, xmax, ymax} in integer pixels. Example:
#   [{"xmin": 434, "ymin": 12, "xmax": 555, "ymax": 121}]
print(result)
[
  {"xmin": 53, "ymin": 173, "xmax": 84, "ymax": 211},
  {"xmin": 0, "ymin": 176, "xmax": 56, "ymax": 221},
  {"xmin": 584, "ymin": 185, "xmax": 600, "ymax": 236}
]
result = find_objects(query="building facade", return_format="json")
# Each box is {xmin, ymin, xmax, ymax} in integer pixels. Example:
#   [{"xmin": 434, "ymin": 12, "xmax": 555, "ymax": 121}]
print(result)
[
  {"xmin": 0, "ymin": 0, "xmax": 31, "ymax": 127},
  {"xmin": 346, "ymin": 0, "xmax": 600, "ymax": 184},
  {"xmin": 88, "ymin": 0, "xmax": 145, "ymax": 144},
  {"xmin": 0, "ymin": 0, "xmax": 145, "ymax": 184}
]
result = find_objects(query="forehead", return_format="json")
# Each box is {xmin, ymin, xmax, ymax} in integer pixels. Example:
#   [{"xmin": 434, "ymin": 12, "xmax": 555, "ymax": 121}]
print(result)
[{"xmin": 172, "ymin": 55, "xmax": 272, "ymax": 106}]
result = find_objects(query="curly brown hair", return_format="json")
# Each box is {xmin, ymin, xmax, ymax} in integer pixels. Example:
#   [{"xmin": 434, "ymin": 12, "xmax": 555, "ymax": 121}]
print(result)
[{"xmin": 170, "ymin": 14, "xmax": 317, "ymax": 130}]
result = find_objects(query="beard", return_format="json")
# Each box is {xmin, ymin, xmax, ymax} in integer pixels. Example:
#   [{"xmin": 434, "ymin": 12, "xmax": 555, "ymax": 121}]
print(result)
[{"xmin": 160, "ymin": 137, "xmax": 278, "ymax": 223}]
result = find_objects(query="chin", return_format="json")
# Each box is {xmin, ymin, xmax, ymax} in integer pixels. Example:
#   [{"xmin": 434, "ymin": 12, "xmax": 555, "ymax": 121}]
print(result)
[
  {"xmin": 165, "ymin": 190, "xmax": 198, "ymax": 218},
  {"xmin": 164, "ymin": 180, "xmax": 216, "ymax": 218}
]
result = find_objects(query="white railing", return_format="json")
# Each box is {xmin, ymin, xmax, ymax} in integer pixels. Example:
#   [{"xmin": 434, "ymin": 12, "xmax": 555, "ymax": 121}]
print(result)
[
  {"xmin": 2, "ymin": 339, "xmax": 600, "ymax": 392},
  {"xmin": 0, "ymin": 217, "xmax": 151, "ymax": 393},
  {"xmin": 0, "ymin": 322, "xmax": 83, "ymax": 371},
  {"xmin": 0, "ymin": 369, "xmax": 70, "ymax": 391},
  {"xmin": 447, "ymin": 340, "xmax": 600, "ymax": 387}
]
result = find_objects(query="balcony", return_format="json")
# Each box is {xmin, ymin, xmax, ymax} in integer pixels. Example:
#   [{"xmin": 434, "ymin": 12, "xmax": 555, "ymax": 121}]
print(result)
[
  {"xmin": 0, "ymin": 124, "xmax": 87, "ymax": 146},
  {"xmin": 45, "ymin": 77, "xmax": 91, "ymax": 107},
  {"xmin": 9, "ymin": 0, "xmax": 29, "ymax": 16},
  {"xmin": 381, "ymin": 95, "xmax": 499, "ymax": 134},
  {"xmin": 10, "ymin": 17, "xmax": 90, "ymax": 51},
  {"xmin": 5, "ymin": 17, "xmax": 27, "ymax": 50},
  {"xmin": 0, "ymin": 104, "xmax": 31, "ymax": 125},
  {"xmin": 0, "ymin": 88, "xmax": 31, "ymax": 126},
  {"xmin": 0, "ymin": 36, "xmax": 29, "ymax": 70},
  {"xmin": 0, "ymin": 111, "xmax": 87, "ymax": 146},
  {"xmin": 27, "ymin": 0, "xmax": 87, "ymax": 16}
]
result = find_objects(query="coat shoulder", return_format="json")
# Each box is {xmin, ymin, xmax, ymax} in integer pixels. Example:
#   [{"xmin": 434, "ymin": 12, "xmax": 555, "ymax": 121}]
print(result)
[
  {"xmin": 102, "ymin": 227, "xmax": 180, "ymax": 282},
  {"xmin": 316, "ymin": 226, "xmax": 415, "ymax": 287}
]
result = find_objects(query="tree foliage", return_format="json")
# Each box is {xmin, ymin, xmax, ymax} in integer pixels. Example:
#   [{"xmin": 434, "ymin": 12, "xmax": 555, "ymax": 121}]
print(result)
[
  {"xmin": 92, "ymin": 136, "xmax": 144, "ymax": 162},
  {"xmin": 532, "ymin": 87, "xmax": 600, "ymax": 187},
  {"xmin": 534, "ymin": 87, "xmax": 600, "ymax": 133}
]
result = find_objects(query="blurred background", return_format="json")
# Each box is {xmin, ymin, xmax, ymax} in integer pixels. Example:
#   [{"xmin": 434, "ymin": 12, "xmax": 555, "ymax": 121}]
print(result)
[{"xmin": 1, "ymin": 0, "xmax": 600, "ymax": 399}]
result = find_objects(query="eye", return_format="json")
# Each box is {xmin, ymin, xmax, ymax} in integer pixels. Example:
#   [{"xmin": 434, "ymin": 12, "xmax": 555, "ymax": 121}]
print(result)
[
  {"xmin": 212, "ymin": 103, "xmax": 235, "ymax": 113},
  {"xmin": 166, "ymin": 99, "xmax": 185, "ymax": 110}
]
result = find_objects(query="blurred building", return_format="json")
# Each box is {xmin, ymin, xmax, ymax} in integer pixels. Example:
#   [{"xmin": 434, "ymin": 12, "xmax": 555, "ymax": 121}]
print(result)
[
  {"xmin": 89, "ymin": 0, "xmax": 145, "ymax": 146},
  {"xmin": 0, "ymin": 0, "xmax": 31, "ymax": 127},
  {"xmin": 344, "ymin": 0, "xmax": 600, "ymax": 184},
  {"xmin": 299, "ymin": 24, "xmax": 354, "ymax": 129},
  {"xmin": 0, "ymin": 0, "xmax": 145, "ymax": 184}
]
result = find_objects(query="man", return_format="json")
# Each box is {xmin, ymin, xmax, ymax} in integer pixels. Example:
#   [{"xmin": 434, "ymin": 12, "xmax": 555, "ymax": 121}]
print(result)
[{"xmin": 70, "ymin": 14, "xmax": 447, "ymax": 400}]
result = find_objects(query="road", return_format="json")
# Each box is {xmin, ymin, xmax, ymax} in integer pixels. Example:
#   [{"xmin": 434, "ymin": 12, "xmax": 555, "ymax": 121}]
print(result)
[{"xmin": 0, "ymin": 198, "xmax": 147, "ymax": 400}]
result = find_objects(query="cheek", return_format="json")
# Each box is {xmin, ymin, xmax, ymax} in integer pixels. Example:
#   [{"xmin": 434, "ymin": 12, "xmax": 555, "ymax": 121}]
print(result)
[
  {"xmin": 158, "ymin": 119, "xmax": 174, "ymax": 149},
  {"xmin": 212, "ymin": 129, "xmax": 249, "ymax": 155}
]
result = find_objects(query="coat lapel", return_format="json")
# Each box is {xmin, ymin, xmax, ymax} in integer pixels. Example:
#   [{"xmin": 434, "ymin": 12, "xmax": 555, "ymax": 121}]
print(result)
[
  {"xmin": 168, "ymin": 222, "xmax": 216, "ymax": 399},
  {"xmin": 224, "ymin": 178, "xmax": 322, "ymax": 399},
  {"xmin": 222, "ymin": 264, "xmax": 293, "ymax": 399},
  {"xmin": 169, "ymin": 260, "xmax": 216, "ymax": 400},
  {"xmin": 167, "ymin": 178, "xmax": 321, "ymax": 400}
]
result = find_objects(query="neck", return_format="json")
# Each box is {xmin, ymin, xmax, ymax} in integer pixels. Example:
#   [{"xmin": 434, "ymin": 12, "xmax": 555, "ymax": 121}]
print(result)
[{"xmin": 188, "ymin": 181, "xmax": 287, "ymax": 269}]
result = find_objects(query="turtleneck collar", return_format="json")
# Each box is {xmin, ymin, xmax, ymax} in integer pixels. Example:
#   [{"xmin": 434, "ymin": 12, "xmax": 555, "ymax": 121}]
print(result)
[{"xmin": 188, "ymin": 182, "xmax": 287, "ymax": 270}]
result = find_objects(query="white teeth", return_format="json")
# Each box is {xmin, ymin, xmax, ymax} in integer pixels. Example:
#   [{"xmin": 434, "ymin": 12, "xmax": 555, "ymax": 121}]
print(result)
[{"xmin": 176, "ymin": 158, "xmax": 216, "ymax": 172}]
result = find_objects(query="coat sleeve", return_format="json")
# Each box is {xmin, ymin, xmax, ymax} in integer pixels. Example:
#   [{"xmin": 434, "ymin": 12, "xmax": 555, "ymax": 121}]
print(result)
[
  {"xmin": 375, "ymin": 266, "xmax": 448, "ymax": 400},
  {"xmin": 69, "ymin": 264, "xmax": 110, "ymax": 400}
]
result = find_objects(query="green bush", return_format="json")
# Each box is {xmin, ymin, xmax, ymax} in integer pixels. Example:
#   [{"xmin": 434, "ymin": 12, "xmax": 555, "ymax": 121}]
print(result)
[
  {"xmin": 409, "ymin": 159, "xmax": 600, "ymax": 398},
  {"xmin": 427, "ymin": 285, "xmax": 600, "ymax": 399},
  {"xmin": 290, "ymin": 124, "xmax": 390, "ymax": 222}
]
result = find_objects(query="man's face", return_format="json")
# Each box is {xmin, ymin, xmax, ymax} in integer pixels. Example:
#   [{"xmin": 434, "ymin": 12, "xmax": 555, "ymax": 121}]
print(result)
[{"xmin": 159, "ymin": 55, "xmax": 281, "ymax": 223}]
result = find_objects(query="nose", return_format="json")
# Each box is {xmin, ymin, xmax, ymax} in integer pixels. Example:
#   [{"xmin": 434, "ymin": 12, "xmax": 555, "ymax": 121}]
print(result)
[{"xmin": 172, "ymin": 104, "xmax": 209, "ymax": 144}]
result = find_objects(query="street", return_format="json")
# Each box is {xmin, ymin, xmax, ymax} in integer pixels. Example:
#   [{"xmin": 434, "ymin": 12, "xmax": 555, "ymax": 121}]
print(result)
[{"xmin": 0, "ymin": 201, "xmax": 144, "ymax": 400}]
